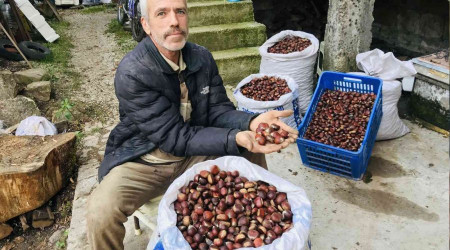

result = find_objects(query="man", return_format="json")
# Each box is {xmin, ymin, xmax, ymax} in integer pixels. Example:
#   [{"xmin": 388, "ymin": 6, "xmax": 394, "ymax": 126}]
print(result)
[{"xmin": 86, "ymin": 0, "xmax": 298, "ymax": 248}]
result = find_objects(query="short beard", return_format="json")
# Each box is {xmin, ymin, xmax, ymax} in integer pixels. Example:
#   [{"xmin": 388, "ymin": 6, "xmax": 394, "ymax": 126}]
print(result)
[{"xmin": 152, "ymin": 27, "xmax": 188, "ymax": 52}]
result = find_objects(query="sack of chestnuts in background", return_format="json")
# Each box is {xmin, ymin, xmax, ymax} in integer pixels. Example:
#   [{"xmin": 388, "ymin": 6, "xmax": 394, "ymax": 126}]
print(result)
[
  {"xmin": 148, "ymin": 156, "xmax": 312, "ymax": 250},
  {"xmin": 233, "ymin": 73, "xmax": 302, "ymax": 129},
  {"xmin": 259, "ymin": 30, "xmax": 319, "ymax": 114}
]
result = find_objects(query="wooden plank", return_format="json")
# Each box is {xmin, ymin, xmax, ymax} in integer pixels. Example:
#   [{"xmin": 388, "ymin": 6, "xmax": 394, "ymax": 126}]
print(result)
[
  {"xmin": 0, "ymin": 22, "xmax": 32, "ymax": 68},
  {"xmin": 9, "ymin": 0, "xmax": 31, "ymax": 41},
  {"xmin": 18, "ymin": 9, "xmax": 33, "ymax": 40},
  {"xmin": 0, "ymin": 8, "xmax": 17, "ymax": 44},
  {"xmin": 43, "ymin": 0, "xmax": 62, "ymax": 21}
]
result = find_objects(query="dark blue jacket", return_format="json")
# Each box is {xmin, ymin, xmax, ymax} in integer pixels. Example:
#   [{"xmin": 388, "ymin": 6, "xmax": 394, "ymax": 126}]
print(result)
[{"xmin": 98, "ymin": 37, "xmax": 256, "ymax": 181}]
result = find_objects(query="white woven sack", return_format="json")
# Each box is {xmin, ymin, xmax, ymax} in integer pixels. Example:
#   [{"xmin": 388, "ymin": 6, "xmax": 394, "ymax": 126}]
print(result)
[
  {"xmin": 259, "ymin": 30, "xmax": 319, "ymax": 114},
  {"xmin": 354, "ymin": 49, "xmax": 417, "ymax": 140},
  {"xmin": 147, "ymin": 156, "xmax": 312, "ymax": 250},
  {"xmin": 233, "ymin": 73, "xmax": 302, "ymax": 129}
]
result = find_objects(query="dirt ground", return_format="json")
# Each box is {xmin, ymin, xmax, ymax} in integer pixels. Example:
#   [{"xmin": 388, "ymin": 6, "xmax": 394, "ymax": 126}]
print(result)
[
  {"xmin": 63, "ymin": 9, "xmax": 120, "ymax": 120},
  {"xmin": 0, "ymin": 6, "xmax": 121, "ymax": 250}
]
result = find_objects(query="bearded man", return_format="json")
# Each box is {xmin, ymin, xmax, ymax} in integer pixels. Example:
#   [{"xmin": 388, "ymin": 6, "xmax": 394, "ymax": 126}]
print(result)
[{"xmin": 86, "ymin": 0, "xmax": 298, "ymax": 248}]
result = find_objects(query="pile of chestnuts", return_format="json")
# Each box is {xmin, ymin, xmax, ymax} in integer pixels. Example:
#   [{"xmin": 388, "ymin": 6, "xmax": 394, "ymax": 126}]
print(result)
[
  {"xmin": 240, "ymin": 76, "xmax": 291, "ymax": 102},
  {"xmin": 303, "ymin": 89, "xmax": 376, "ymax": 151},
  {"xmin": 255, "ymin": 123, "xmax": 290, "ymax": 146},
  {"xmin": 268, "ymin": 36, "xmax": 312, "ymax": 54},
  {"xmin": 174, "ymin": 165, "xmax": 294, "ymax": 249}
]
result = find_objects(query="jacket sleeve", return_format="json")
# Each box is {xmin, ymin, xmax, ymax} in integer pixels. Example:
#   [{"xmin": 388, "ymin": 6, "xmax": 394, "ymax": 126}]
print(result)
[
  {"xmin": 206, "ymin": 52, "xmax": 259, "ymax": 131},
  {"xmin": 114, "ymin": 70, "xmax": 241, "ymax": 157}
]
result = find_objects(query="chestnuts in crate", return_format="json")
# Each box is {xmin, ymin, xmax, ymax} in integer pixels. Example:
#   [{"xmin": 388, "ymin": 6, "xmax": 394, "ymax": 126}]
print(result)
[{"xmin": 303, "ymin": 89, "xmax": 376, "ymax": 151}]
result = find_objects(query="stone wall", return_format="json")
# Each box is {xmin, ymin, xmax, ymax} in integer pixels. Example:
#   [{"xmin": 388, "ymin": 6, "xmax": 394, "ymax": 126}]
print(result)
[
  {"xmin": 252, "ymin": 0, "xmax": 329, "ymax": 40},
  {"xmin": 371, "ymin": 0, "xmax": 449, "ymax": 57}
]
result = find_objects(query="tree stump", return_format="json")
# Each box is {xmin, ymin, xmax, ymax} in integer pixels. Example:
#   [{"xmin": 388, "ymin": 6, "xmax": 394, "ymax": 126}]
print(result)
[{"xmin": 0, "ymin": 133, "xmax": 77, "ymax": 222}]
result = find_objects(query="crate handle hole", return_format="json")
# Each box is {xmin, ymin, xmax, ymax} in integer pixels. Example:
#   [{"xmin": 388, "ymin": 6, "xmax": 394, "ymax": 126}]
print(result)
[{"xmin": 344, "ymin": 77, "xmax": 362, "ymax": 82}]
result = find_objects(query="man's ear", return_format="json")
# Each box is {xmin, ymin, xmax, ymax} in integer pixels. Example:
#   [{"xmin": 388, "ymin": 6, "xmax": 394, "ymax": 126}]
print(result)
[{"xmin": 141, "ymin": 17, "xmax": 151, "ymax": 35}]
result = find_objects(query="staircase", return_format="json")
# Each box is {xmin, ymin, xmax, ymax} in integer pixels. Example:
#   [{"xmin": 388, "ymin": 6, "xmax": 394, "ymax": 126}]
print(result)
[{"xmin": 187, "ymin": 0, "xmax": 266, "ymax": 87}]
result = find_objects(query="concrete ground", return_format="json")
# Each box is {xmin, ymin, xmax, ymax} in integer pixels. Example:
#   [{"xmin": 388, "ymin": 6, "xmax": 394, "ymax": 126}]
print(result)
[
  {"xmin": 266, "ymin": 120, "xmax": 449, "ymax": 250},
  {"xmin": 122, "ymin": 120, "xmax": 449, "ymax": 249}
]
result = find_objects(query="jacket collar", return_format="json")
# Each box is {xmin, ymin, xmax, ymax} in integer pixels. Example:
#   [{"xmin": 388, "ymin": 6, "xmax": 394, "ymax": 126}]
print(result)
[{"xmin": 143, "ymin": 36, "xmax": 202, "ymax": 75}]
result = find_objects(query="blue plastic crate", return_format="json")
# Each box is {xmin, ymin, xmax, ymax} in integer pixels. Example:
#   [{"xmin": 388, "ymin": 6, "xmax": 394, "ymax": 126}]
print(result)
[{"xmin": 297, "ymin": 71, "xmax": 383, "ymax": 180}]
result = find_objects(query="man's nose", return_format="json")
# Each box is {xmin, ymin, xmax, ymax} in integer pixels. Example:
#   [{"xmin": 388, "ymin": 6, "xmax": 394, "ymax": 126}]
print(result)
[{"xmin": 169, "ymin": 11, "xmax": 179, "ymax": 27}]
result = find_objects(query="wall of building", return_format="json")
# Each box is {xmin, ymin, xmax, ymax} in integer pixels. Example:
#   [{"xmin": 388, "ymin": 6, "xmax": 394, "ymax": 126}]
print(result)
[
  {"xmin": 252, "ymin": 0, "xmax": 329, "ymax": 41},
  {"xmin": 371, "ymin": 0, "xmax": 449, "ymax": 58}
]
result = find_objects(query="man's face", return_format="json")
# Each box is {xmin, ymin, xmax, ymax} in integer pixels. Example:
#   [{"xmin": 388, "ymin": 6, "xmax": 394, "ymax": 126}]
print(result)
[{"xmin": 142, "ymin": 0, "xmax": 188, "ymax": 52}]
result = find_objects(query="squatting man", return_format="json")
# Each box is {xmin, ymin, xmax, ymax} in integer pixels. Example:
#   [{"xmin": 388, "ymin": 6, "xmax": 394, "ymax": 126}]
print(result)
[{"xmin": 86, "ymin": 0, "xmax": 298, "ymax": 248}]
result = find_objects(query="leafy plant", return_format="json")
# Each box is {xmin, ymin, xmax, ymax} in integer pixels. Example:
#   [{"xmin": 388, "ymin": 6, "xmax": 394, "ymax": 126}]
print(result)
[
  {"xmin": 56, "ymin": 240, "xmax": 65, "ymax": 249},
  {"xmin": 60, "ymin": 200, "xmax": 72, "ymax": 218},
  {"xmin": 56, "ymin": 230, "xmax": 70, "ymax": 249},
  {"xmin": 55, "ymin": 98, "xmax": 74, "ymax": 121}
]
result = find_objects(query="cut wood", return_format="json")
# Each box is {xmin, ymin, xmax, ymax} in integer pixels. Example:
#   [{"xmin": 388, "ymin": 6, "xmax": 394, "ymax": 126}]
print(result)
[
  {"xmin": 0, "ymin": 222, "xmax": 13, "ymax": 240},
  {"xmin": 19, "ymin": 215, "xmax": 29, "ymax": 231},
  {"xmin": 31, "ymin": 206, "xmax": 54, "ymax": 229},
  {"xmin": 0, "ymin": 132, "xmax": 77, "ymax": 222}
]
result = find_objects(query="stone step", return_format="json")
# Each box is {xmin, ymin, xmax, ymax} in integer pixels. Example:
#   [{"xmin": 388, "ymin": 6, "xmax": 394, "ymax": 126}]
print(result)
[
  {"xmin": 188, "ymin": 0, "xmax": 254, "ymax": 27},
  {"xmin": 188, "ymin": 22, "xmax": 266, "ymax": 52},
  {"xmin": 212, "ymin": 46, "xmax": 261, "ymax": 86}
]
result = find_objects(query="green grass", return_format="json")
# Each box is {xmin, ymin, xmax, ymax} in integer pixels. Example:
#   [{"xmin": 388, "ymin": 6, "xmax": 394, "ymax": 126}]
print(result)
[
  {"xmin": 81, "ymin": 3, "xmax": 115, "ymax": 14},
  {"xmin": 35, "ymin": 20, "xmax": 82, "ymax": 89},
  {"xmin": 106, "ymin": 19, "xmax": 137, "ymax": 53},
  {"xmin": 39, "ymin": 20, "xmax": 72, "ymax": 69}
]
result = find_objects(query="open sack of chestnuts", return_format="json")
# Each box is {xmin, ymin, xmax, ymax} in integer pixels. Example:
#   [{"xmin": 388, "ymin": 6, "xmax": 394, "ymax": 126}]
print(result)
[
  {"xmin": 259, "ymin": 30, "xmax": 319, "ymax": 114},
  {"xmin": 147, "ymin": 156, "xmax": 312, "ymax": 250},
  {"xmin": 233, "ymin": 74, "xmax": 302, "ymax": 129}
]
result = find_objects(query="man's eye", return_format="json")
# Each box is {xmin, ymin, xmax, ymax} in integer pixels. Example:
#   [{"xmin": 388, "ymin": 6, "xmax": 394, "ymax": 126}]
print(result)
[
  {"xmin": 157, "ymin": 12, "xmax": 165, "ymax": 16},
  {"xmin": 177, "ymin": 10, "xmax": 186, "ymax": 14}
]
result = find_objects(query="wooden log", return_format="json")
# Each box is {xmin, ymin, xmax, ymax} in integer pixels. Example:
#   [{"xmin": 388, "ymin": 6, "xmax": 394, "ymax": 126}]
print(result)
[
  {"xmin": 0, "ymin": 223, "xmax": 13, "ymax": 240},
  {"xmin": 0, "ymin": 132, "xmax": 77, "ymax": 222}
]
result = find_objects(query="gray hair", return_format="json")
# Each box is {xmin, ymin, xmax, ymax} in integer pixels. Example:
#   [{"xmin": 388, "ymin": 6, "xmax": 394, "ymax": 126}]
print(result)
[
  {"xmin": 140, "ymin": 0, "xmax": 148, "ymax": 20},
  {"xmin": 140, "ymin": 0, "xmax": 188, "ymax": 22}
]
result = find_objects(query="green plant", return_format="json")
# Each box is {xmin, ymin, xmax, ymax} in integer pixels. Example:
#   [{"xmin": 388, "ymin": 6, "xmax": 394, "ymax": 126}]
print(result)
[
  {"xmin": 81, "ymin": 4, "xmax": 115, "ymax": 14},
  {"xmin": 75, "ymin": 131, "xmax": 85, "ymax": 140},
  {"xmin": 74, "ymin": 131, "xmax": 85, "ymax": 146},
  {"xmin": 60, "ymin": 200, "xmax": 72, "ymax": 218},
  {"xmin": 56, "ymin": 230, "xmax": 70, "ymax": 249},
  {"xmin": 55, "ymin": 98, "xmax": 74, "ymax": 121},
  {"xmin": 56, "ymin": 240, "xmax": 65, "ymax": 249}
]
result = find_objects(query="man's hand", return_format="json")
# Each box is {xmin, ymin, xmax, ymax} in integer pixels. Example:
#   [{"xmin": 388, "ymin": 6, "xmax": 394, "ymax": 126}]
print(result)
[
  {"xmin": 249, "ymin": 110, "xmax": 299, "ymax": 144},
  {"xmin": 236, "ymin": 131, "xmax": 291, "ymax": 154}
]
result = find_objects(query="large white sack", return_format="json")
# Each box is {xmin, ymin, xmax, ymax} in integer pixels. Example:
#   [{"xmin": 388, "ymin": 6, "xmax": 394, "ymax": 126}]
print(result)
[
  {"xmin": 147, "ymin": 156, "xmax": 312, "ymax": 250},
  {"xmin": 15, "ymin": 116, "xmax": 57, "ymax": 136},
  {"xmin": 349, "ymin": 71, "xmax": 410, "ymax": 141},
  {"xmin": 259, "ymin": 30, "xmax": 319, "ymax": 114},
  {"xmin": 233, "ymin": 73, "xmax": 302, "ymax": 128},
  {"xmin": 356, "ymin": 49, "xmax": 417, "ymax": 80},
  {"xmin": 354, "ymin": 49, "xmax": 417, "ymax": 140}
]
